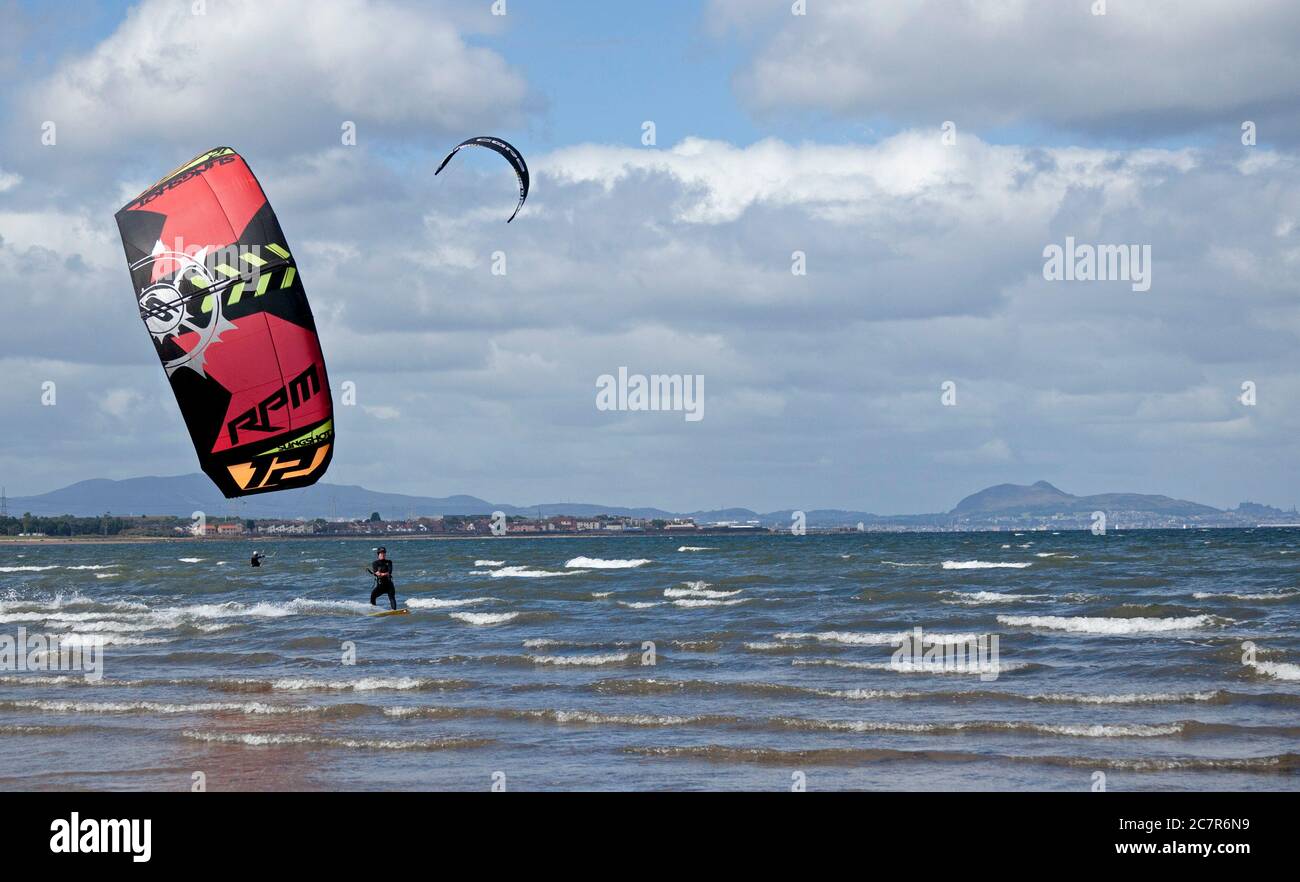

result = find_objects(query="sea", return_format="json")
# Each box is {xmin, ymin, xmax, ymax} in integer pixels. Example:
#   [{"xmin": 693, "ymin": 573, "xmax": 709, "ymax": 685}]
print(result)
[{"xmin": 0, "ymin": 529, "xmax": 1297, "ymax": 791}]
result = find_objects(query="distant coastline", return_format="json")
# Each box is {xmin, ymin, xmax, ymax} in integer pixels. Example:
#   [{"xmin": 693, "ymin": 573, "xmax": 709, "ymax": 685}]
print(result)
[
  {"xmin": 4, "ymin": 524, "xmax": 1299, "ymax": 547},
  {"xmin": 4, "ymin": 477, "xmax": 1297, "ymax": 537}
]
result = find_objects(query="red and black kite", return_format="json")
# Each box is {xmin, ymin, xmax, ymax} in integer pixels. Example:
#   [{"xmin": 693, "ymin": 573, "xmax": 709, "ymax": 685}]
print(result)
[{"xmin": 115, "ymin": 147, "xmax": 334, "ymax": 498}]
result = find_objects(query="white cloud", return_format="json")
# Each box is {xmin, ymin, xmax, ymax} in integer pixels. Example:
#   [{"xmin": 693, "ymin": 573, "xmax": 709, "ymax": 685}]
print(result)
[
  {"xmin": 2, "ymin": 115, "xmax": 1299, "ymax": 510},
  {"xmin": 100, "ymin": 387, "xmax": 145, "ymax": 419},
  {"xmin": 543, "ymin": 133, "xmax": 1195, "ymax": 225},
  {"xmin": 935, "ymin": 439, "xmax": 1014, "ymax": 466},
  {"xmin": 710, "ymin": 0, "xmax": 1300, "ymax": 138},
  {"xmin": 361, "ymin": 405, "xmax": 402, "ymax": 421},
  {"xmin": 18, "ymin": 0, "xmax": 528, "ymax": 156}
]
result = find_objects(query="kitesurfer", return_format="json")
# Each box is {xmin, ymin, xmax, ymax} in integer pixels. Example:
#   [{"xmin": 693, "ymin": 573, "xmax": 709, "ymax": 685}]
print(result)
[
  {"xmin": 369, "ymin": 547, "xmax": 396, "ymax": 610},
  {"xmin": 250, "ymin": 551, "xmax": 264, "ymax": 568}
]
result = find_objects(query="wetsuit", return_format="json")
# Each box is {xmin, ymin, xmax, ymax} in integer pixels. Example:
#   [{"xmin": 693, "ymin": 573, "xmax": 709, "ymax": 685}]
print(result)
[
  {"xmin": 250, "ymin": 554, "xmax": 262, "ymax": 568},
  {"xmin": 370, "ymin": 558, "xmax": 396, "ymax": 610}
]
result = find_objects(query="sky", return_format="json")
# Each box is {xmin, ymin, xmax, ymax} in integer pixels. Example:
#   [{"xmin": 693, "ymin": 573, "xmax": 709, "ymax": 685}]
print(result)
[{"xmin": 1, "ymin": 0, "xmax": 1299, "ymax": 514}]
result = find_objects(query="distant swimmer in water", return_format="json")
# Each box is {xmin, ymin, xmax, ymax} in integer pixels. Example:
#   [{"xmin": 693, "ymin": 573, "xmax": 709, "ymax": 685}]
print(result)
[
  {"xmin": 250, "ymin": 551, "xmax": 265, "ymax": 568},
  {"xmin": 368, "ymin": 547, "xmax": 396, "ymax": 610}
]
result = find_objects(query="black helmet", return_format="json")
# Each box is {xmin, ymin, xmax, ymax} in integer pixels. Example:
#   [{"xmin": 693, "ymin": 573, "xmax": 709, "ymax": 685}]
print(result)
[{"xmin": 376, "ymin": 546, "xmax": 387, "ymax": 554}]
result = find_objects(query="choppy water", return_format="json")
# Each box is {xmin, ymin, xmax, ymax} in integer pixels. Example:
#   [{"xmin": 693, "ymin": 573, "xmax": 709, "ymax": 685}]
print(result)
[{"xmin": 1, "ymin": 530, "xmax": 1298, "ymax": 791}]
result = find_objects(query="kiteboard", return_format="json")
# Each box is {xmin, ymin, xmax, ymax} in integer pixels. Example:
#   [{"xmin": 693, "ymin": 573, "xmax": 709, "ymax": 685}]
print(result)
[{"xmin": 369, "ymin": 609, "xmax": 410, "ymax": 618}]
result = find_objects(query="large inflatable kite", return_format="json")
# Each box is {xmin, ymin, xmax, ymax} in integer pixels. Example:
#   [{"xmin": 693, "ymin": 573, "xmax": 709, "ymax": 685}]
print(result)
[
  {"xmin": 115, "ymin": 147, "xmax": 334, "ymax": 498},
  {"xmin": 435, "ymin": 136, "xmax": 530, "ymax": 222}
]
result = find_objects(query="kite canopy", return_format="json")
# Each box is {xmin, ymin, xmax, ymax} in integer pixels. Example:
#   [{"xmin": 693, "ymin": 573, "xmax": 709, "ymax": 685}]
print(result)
[
  {"xmin": 434, "ymin": 136, "xmax": 530, "ymax": 222},
  {"xmin": 114, "ymin": 147, "xmax": 334, "ymax": 498}
]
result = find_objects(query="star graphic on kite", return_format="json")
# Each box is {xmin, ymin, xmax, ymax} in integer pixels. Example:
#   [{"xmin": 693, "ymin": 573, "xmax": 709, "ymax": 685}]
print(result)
[{"xmin": 136, "ymin": 242, "xmax": 238, "ymax": 379}]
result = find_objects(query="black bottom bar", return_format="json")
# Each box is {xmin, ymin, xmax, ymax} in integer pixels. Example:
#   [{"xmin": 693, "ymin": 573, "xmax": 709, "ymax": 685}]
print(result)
[{"xmin": 7, "ymin": 791, "xmax": 1289, "ymax": 866}]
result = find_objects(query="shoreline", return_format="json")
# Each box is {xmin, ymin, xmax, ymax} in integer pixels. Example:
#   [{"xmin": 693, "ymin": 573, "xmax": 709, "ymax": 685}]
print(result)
[
  {"xmin": 1, "ymin": 524, "xmax": 1294, "ymax": 547},
  {"xmin": 0, "ymin": 532, "xmax": 758, "ymax": 547}
]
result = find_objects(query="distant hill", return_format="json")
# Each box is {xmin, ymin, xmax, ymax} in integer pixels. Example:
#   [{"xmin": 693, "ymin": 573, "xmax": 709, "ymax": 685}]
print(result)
[
  {"xmin": 4, "ymin": 475, "xmax": 886, "ymax": 526},
  {"xmin": 6, "ymin": 475, "xmax": 510, "ymax": 520},
  {"xmin": 952, "ymin": 480, "xmax": 1074, "ymax": 514},
  {"xmin": 951, "ymin": 480, "xmax": 1220, "ymax": 517},
  {"xmin": 1234, "ymin": 501, "xmax": 1297, "ymax": 519},
  {"xmin": 3, "ymin": 475, "xmax": 704, "ymax": 521}
]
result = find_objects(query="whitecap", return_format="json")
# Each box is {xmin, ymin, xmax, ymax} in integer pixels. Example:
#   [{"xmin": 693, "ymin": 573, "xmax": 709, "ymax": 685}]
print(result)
[
  {"xmin": 775, "ymin": 630, "xmax": 986, "ymax": 646},
  {"xmin": 942, "ymin": 560, "xmax": 1032, "ymax": 570},
  {"xmin": 405, "ymin": 597, "xmax": 495, "ymax": 609},
  {"xmin": 489, "ymin": 566, "xmax": 577, "ymax": 579},
  {"xmin": 528, "ymin": 653, "xmax": 630, "ymax": 666},
  {"xmin": 449, "ymin": 612, "xmax": 519, "ymax": 625},
  {"xmin": 564, "ymin": 557, "xmax": 650, "ymax": 569},
  {"xmin": 997, "ymin": 614, "xmax": 1216, "ymax": 634},
  {"xmin": 1248, "ymin": 660, "xmax": 1300, "ymax": 681}
]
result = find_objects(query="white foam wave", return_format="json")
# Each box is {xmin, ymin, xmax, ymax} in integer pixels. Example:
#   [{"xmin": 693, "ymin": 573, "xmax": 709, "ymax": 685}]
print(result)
[
  {"xmin": 782, "ymin": 718, "xmax": 1178, "ymax": 737},
  {"xmin": 942, "ymin": 560, "xmax": 1032, "ymax": 570},
  {"xmin": 663, "ymin": 582, "xmax": 741, "ymax": 599},
  {"xmin": 672, "ymin": 598, "xmax": 747, "ymax": 608},
  {"xmin": 1193, "ymin": 590, "xmax": 1298, "ymax": 601},
  {"xmin": 56, "ymin": 633, "xmax": 169, "ymax": 646},
  {"xmin": 489, "ymin": 566, "xmax": 577, "ymax": 578},
  {"xmin": 1026, "ymin": 691, "xmax": 1218, "ymax": 705},
  {"xmin": 265, "ymin": 677, "xmax": 428, "ymax": 691},
  {"xmin": 793, "ymin": 658, "xmax": 1029, "ymax": 674},
  {"xmin": 814, "ymin": 688, "xmax": 925, "ymax": 700},
  {"xmin": 3, "ymin": 699, "xmax": 319, "ymax": 715},
  {"xmin": 1249, "ymin": 661, "xmax": 1300, "ymax": 681},
  {"xmin": 548, "ymin": 710, "xmax": 693, "ymax": 725},
  {"xmin": 528, "ymin": 653, "xmax": 630, "ymax": 666},
  {"xmin": 997, "ymin": 614, "xmax": 1217, "ymax": 634},
  {"xmin": 942, "ymin": 591, "xmax": 1047, "ymax": 605},
  {"xmin": 405, "ymin": 597, "xmax": 495, "ymax": 609},
  {"xmin": 180, "ymin": 731, "xmax": 476, "ymax": 750},
  {"xmin": 775, "ymin": 630, "xmax": 987, "ymax": 646},
  {"xmin": 565, "ymin": 557, "xmax": 650, "ymax": 569},
  {"xmin": 449, "ymin": 612, "xmax": 519, "ymax": 625}
]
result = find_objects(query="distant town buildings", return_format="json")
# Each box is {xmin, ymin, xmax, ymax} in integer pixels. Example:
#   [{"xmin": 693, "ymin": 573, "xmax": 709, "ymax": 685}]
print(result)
[
  {"xmin": 6, "ymin": 495, "xmax": 1299, "ymax": 539},
  {"xmin": 221, "ymin": 512, "xmax": 724, "ymax": 537}
]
